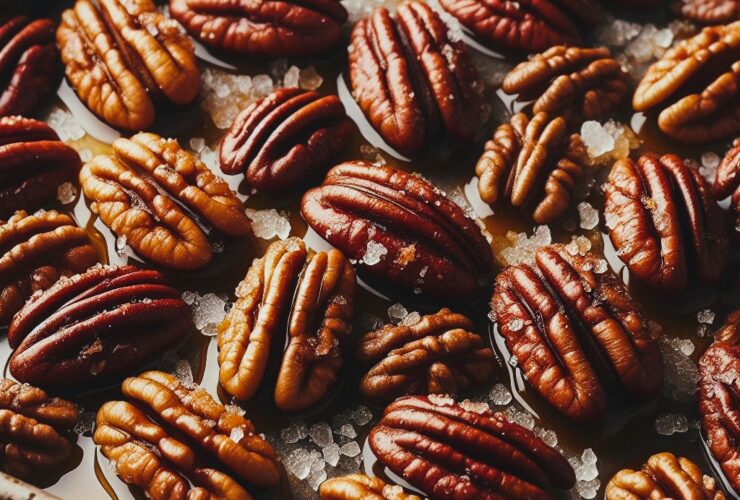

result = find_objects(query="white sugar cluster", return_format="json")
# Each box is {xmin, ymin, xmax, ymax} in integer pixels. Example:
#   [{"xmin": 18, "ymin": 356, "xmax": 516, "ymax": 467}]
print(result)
[
  {"xmin": 501, "ymin": 225, "xmax": 551, "ymax": 266},
  {"xmin": 342, "ymin": 0, "xmax": 397, "ymax": 22},
  {"xmin": 47, "ymin": 108, "xmax": 86, "ymax": 142},
  {"xmin": 245, "ymin": 208, "xmax": 291, "ymax": 240},
  {"xmin": 488, "ymin": 383, "xmax": 513, "ymax": 406},
  {"xmin": 569, "ymin": 448, "xmax": 600, "ymax": 499},
  {"xmin": 700, "ymin": 152, "xmax": 721, "ymax": 184},
  {"xmin": 57, "ymin": 182, "xmax": 77, "ymax": 205},
  {"xmin": 564, "ymin": 235, "xmax": 592, "ymax": 257},
  {"xmin": 697, "ymin": 308, "xmax": 715, "ymax": 337},
  {"xmin": 625, "ymin": 24, "xmax": 673, "ymax": 64},
  {"xmin": 595, "ymin": 17, "xmax": 642, "ymax": 48},
  {"xmin": 660, "ymin": 336, "xmax": 699, "ymax": 402},
  {"xmin": 362, "ymin": 240, "xmax": 388, "ymax": 265},
  {"xmin": 577, "ymin": 202, "xmax": 599, "ymax": 231},
  {"xmin": 580, "ymin": 120, "xmax": 639, "ymax": 163},
  {"xmin": 654, "ymin": 413, "xmax": 690, "ymax": 435},
  {"xmin": 269, "ymin": 59, "xmax": 323, "ymax": 91},
  {"xmin": 182, "ymin": 291, "xmax": 229, "ymax": 336}
]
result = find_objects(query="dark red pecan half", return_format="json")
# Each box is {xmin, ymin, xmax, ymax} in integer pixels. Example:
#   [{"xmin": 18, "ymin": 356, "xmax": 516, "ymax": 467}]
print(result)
[
  {"xmin": 169, "ymin": 0, "xmax": 347, "ymax": 57},
  {"xmin": 7, "ymin": 265, "xmax": 191, "ymax": 390},
  {"xmin": 348, "ymin": 1, "xmax": 481, "ymax": 155},
  {"xmin": 604, "ymin": 153, "xmax": 730, "ymax": 295},
  {"xmin": 492, "ymin": 244, "xmax": 664, "ymax": 422},
  {"xmin": 673, "ymin": 0, "xmax": 739, "ymax": 24},
  {"xmin": 219, "ymin": 87, "xmax": 353, "ymax": 193},
  {"xmin": 714, "ymin": 139, "xmax": 740, "ymax": 241},
  {"xmin": 301, "ymin": 161, "xmax": 493, "ymax": 301},
  {"xmin": 369, "ymin": 395, "xmax": 576, "ymax": 499},
  {"xmin": 320, "ymin": 474, "xmax": 422, "ymax": 500}
]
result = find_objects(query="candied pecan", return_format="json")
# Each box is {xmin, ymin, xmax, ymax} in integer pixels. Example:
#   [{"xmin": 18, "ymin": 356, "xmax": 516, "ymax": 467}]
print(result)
[
  {"xmin": 94, "ymin": 371, "xmax": 279, "ymax": 499},
  {"xmin": 219, "ymin": 87, "xmax": 353, "ymax": 193},
  {"xmin": 80, "ymin": 132, "xmax": 249, "ymax": 270},
  {"xmin": 369, "ymin": 395, "xmax": 576, "ymax": 499},
  {"xmin": 0, "ymin": 210, "xmax": 98, "ymax": 326},
  {"xmin": 633, "ymin": 22, "xmax": 740, "ymax": 143},
  {"xmin": 7, "ymin": 265, "xmax": 191, "ymax": 390},
  {"xmin": 604, "ymin": 154, "xmax": 730, "ymax": 295},
  {"xmin": 301, "ymin": 161, "xmax": 493, "ymax": 301},
  {"xmin": 320, "ymin": 474, "xmax": 422, "ymax": 500},
  {"xmin": 57, "ymin": 0, "xmax": 199, "ymax": 131},
  {"xmin": 218, "ymin": 237, "xmax": 355, "ymax": 411},
  {"xmin": 475, "ymin": 112, "xmax": 588, "ymax": 224},
  {"xmin": 674, "ymin": 0, "xmax": 739, "ymax": 24},
  {"xmin": 348, "ymin": 1, "xmax": 481, "ymax": 155},
  {"xmin": 713, "ymin": 139, "xmax": 740, "ymax": 241}
]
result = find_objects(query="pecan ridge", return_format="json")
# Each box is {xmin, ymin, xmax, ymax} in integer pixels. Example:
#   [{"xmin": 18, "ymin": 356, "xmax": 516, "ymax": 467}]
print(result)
[{"xmin": 319, "ymin": 474, "xmax": 422, "ymax": 500}]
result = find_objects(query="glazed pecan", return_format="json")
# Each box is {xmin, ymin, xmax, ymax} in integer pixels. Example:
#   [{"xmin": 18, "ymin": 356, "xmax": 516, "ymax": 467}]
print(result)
[
  {"xmin": 57, "ymin": 0, "xmax": 199, "ymax": 131},
  {"xmin": 674, "ymin": 0, "xmax": 739, "ymax": 24},
  {"xmin": 605, "ymin": 452, "xmax": 726, "ymax": 499},
  {"xmin": 0, "ymin": 379, "xmax": 79, "ymax": 480},
  {"xmin": 0, "ymin": 210, "xmax": 98, "ymax": 326},
  {"xmin": 713, "ymin": 139, "xmax": 740, "ymax": 241},
  {"xmin": 7, "ymin": 265, "xmax": 191, "ymax": 390},
  {"xmin": 475, "ymin": 112, "xmax": 588, "ymax": 224},
  {"xmin": 604, "ymin": 154, "xmax": 730, "ymax": 295},
  {"xmin": 301, "ymin": 161, "xmax": 493, "ymax": 301},
  {"xmin": 80, "ymin": 132, "xmax": 250, "ymax": 270},
  {"xmin": 633, "ymin": 22, "xmax": 740, "ymax": 143},
  {"xmin": 0, "ymin": 16, "xmax": 59, "ymax": 117},
  {"xmin": 218, "ymin": 237, "xmax": 355, "ymax": 411},
  {"xmin": 219, "ymin": 87, "xmax": 353, "ymax": 193},
  {"xmin": 0, "ymin": 116, "xmax": 80, "ymax": 218},
  {"xmin": 169, "ymin": 0, "xmax": 347, "ymax": 58},
  {"xmin": 320, "ymin": 474, "xmax": 421, "ymax": 500},
  {"xmin": 492, "ymin": 244, "xmax": 664, "ymax": 422},
  {"xmin": 94, "ymin": 371, "xmax": 280, "ymax": 499},
  {"xmin": 348, "ymin": 1, "xmax": 481, "ymax": 155},
  {"xmin": 369, "ymin": 395, "xmax": 576, "ymax": 499},
  {"xmin": 357, "ymin": 308, "xmax": 496, "ymax": 404}
]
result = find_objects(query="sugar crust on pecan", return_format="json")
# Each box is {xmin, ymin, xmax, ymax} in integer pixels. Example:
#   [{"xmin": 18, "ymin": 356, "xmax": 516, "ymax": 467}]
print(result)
[{"xmin": 320, "ymin": 474, "xmax": 422, "ymax": 500}]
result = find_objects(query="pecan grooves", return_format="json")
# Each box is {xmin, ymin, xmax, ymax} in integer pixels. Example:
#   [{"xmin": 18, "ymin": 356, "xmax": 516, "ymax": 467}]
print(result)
[
  {"xmin": 673, "ymin": 0, "xmax": 740, "ymax": 24},
  {"xmin": 320, "ymin": 474, "xmax": 422, "ymax": 500},
  {"xmin": 713, "ymin": 139, "xmax": 740, "ymax": 241}
]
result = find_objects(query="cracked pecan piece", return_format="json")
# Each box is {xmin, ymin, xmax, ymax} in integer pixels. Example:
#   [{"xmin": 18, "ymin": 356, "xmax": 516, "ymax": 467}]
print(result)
[
  {"xmin": 301, "ymin": 161, "xmax": 493, "ymax": 301},
  {"xmin": 604, "ymin": 154, "xmax": 730, "ymax": 295},
  {"xmin": 320, "ymin": 474, "xmax": 421, "ymax": 500},
  {"xmin": 369, "ymin": 395, "xmax": 576, "ymax": 499},
  {"xmin": 94, "ymin": 370, "xmax": 280, "ymax": 499},
  {"xmin": 713, "ymin": 139, "xmax": 740, "ymax": 241},
  {"xmin": 219, "ymin": 87, "xmax": 353, "ymax": 193},
  {"xmin": 218, "ymin": 237, "xmax": 355, "ymax": 411},
  {"xmin": 57, "ymin": 0, "xmax": 199, "ymax": 131},
  {"xmin": 348, "ymin": 1, "xmax": 482, "ymax": 155},
  {"xmin": 633, "ymin": 22, "xmax": 740, "ymax": 143},
  {"xmin": 491, "ymin": 244, "xmax": 664, "ymax": 422},
  {"xmin": 475, "ymin": 112, "xmax": 588, "ymax": 224},
  {"xmin": 7, "ymin": 265, "xmax": 191, "ymax": 390},
  {"xmin": 80, "ymin": 132, "xmax": 250, "ymax": 270},
  {"xmin": 357, "ymin": 308, "xmax": 496, "ymax": 404},
  {"xmin": 674, "ymin": 0, "xmax": 740, "ymax": 24}
]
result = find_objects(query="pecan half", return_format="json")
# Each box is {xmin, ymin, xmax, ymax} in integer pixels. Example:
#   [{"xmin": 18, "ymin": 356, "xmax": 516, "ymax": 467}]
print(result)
[
  {"xmin": 57, "ymin": 0, "xmax": 200, "ymax": 131},
  {"xmin": 605, "ymin": 452, "xmax": 726, "ymax": 500},
  {"xmin": 320, "ymin": 474, "xmax": 422, "ymax": 500},
  {"xmin": 94, "ymin": 371, "xmax": 280, "ymax": 499},
  {"xmin": 633, "ymin": 22, "xmax": 740, "ymax": 143},
  {"xmin": 348, "ymin": 1, "xmax": 481, "ymax": 155},
  {"xmin": 218, "ymin": 237, "xmax": 355, "ymax": 411},
  {"xmin": 357, "ymin": 308, "xmax": 496, "ymax": 404},
  {"xmin": 475, "ymin": 112, "xmax": 588, "ymax": 224},
  {"xmin": 604, "ymin": 154, "xmax": 730, "ymax": 295},
  {"xmin": 0, "ymin": 210, "xmax": 98, "ymax": 326},
  {"xmin": 491, "ymin": 244, "xmax": 664, "ymax": 422},
  {"xmin": 219, "ymin": 87, "xmax": 353, "ymax": 193},
  {"xmin": 169, "ymin": 0, "xmax": 347, "ymax": 58},
  {"xmin": 80, "ymin": 132, "xmax": 250, "ymax": 270},
  {"xmin": 301, "ymin": 161, "xmax": 494, "ymax": 301},
  {"xmin": 7, "ymin": 265, "xmax": 191, "ymax": 390},
  {"xmin": 369, "ymin": 395, "xmax": 576, "ymax": 499},
  {"xmin": 673, "ymin": 0, "xmax": 740, "ymax": 24},
  {"xmin": 713, "ymin": 139, "xmax": 740, "ymax": 241}
]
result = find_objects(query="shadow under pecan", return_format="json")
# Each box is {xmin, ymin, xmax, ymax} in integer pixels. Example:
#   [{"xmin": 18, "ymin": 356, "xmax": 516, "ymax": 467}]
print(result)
[
  {"xmin": 57, "ymin": 0, "xmax": 200, "ymax": 131},
  {"xmin": 348, "ymin": 1, "xmax": 481, "ymax": 155},
  {"xmin": 673, "ymin": 0, "xmax": 739, "ymax": 24},
  {"xmin": 604, "ymin": 153, "xmax": 730, "ymax": 295},
  {"xmin": 301, "ymin": 161, "xmax": 493, "ymax": 301},
  {"xmin": 633, "ymin": 22, "xmax": 740, "ymax": 143},
  {"xmin": 357, "ymin": 308, "xmax": 496, "ymax": 404},
  {"xmin": 219, "ymin": 87, "xmax": 353, "ymax": 193},
  {"xmin": 369, "ymin": 395, "xmax": 576, "ymax": 499},
  {"xmin": 7, "ymin": 265, "xmax": 191, "ymax": 390},
  {"xmin": 320, "ymin": 474, "xmax": 422, "ymax": 500},
  {"xmin": 475, "ymin": 112, "xmax": 588, "ymax": 224},
  {"xmin": 713, "ymin": 139, "xmax": 740, "ymax": 242},
  {"xmin": 94, "ymin": 371, "xmax": 280, "ymax": 499},
  {"xmin": 492, "ymin": 244, "xmax": 664, "ymax": 422},
  {"xmin": 218, "ymin": 237, "xmax": 355, "ymax": 411},
  {"xmin": 80, "ymin": 132, "xmax": 250, "ymax": 270}
]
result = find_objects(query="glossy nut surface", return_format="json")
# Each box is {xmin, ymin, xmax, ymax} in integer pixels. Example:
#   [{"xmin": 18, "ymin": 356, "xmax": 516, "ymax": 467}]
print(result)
[
  {"xmin": 8, "ymin": 265, "xmax": 191, "ymax": 390},
  {"xmin": 357, "ymin": 308, "xmax": 496, "ymax": 404},
  {"xmin": 369, "ymin": 395, "xmax": 576, "ymax": 499},
  {"xmin": 673, "ymin": 0, "xmax": 740, "ymax": 24},
  {"xmin": 713, "ymin": 138, "xmax": 740, "ymax": 241},
  {"xmin": 218, "ymin": 237, "xmax": 355, "ymax": 410},
  {"xmin": 57, "ymin": 0, "xmax": 199, "ymax": 131},
  {"xmin": 94, "ymin": 371, "xmax": 280, "ymax": 499},
  {"xmin": 301, "ymin": 161, "xmax": 494, "ymax": 301},
  {"xmin": 492, "ymin": 244, "xmax": 664, "ymax": 422},
  {"xmin": 475, "ymin": 112, "xmax": 588, "ymax": 224},
  {"xmin": 80, "ymin": 132, "xmax": 250, "ymax": 270},
  {"xmin": 220, "ymin": 87, "xmax": 353, "ymax": 193},
  {"xmin": 320, "ymin": 474, "xmax": 421, "ymax": 500}
]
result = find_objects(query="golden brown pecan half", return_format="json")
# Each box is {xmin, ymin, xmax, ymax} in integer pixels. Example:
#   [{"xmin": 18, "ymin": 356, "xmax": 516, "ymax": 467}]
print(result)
[
  {"xmin": 94, "ymin": 371, "xmax": 280, "ymax": 499},
  {"xmin": 674, "ymin": 0, "xmax": 740, "ymax": 24},
  {"xmin": 57, "ymin": 0, "xmax": 199, "ymax": 131},
  {"xmin": 218, "ymin": 237, "xmax": 355, "ymax": 411},
  {"xmin": 714, "ymin": 138, "xmax": 740, "ymax": 241},
  {"xmin": 320, "ymin": 474, "xmax": 422, "ymax": 500}
]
